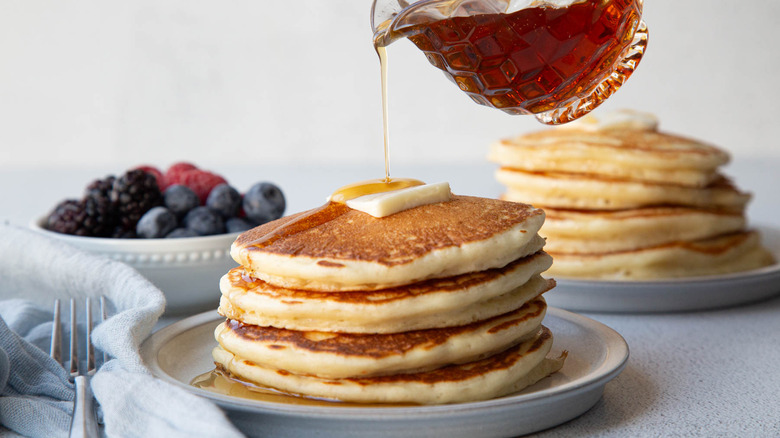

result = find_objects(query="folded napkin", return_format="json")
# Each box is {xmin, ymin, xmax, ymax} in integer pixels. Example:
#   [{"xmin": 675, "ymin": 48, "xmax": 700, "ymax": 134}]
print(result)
[{"xmin": 0, "ymin": 223, "xmax": 244, "ymax": 438}]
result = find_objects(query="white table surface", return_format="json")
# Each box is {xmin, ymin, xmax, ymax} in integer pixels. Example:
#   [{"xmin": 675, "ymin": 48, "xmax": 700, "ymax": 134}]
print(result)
[{"xmin": 2, "ymin": 159, "xmax": 779, "ymax": 437}]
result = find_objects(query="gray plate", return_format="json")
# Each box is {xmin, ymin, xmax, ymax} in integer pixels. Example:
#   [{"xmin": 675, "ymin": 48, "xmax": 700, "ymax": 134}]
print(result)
[
  {"xmin": 546, "ymin": 226, "xmax": 780, "ymax": 313},
  {"xmin": 140, "ymin": 307, "xmax": 628, "ymax": 438}
]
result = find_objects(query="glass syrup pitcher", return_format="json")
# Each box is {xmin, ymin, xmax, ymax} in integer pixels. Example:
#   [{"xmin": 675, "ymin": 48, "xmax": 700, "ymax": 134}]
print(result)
[{"xmin": 371, "ymin": 0, "xmax": 648, "ymax": 124}]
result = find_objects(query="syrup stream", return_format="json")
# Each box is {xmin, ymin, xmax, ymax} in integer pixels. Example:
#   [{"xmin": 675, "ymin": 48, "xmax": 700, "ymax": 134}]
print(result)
[{"xmin": 377, "ymin": 45, "xmax": 391, "ymax": 182}]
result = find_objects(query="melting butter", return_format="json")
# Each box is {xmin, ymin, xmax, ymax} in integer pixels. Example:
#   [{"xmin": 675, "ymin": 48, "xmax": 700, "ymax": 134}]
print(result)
[
  {"xmin": 346, "ymin": 182, "xmax": 451, "ymax": 218},
  {"xmin": 329, "ymin": 178, "xmax": 424, "ymax": 204}
]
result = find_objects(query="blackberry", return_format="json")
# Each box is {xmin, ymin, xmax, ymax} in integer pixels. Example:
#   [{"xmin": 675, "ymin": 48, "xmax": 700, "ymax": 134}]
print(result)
[
  {"xmin": 85, "ymin": 175, "xmax": 116, "ymax": 202},
  {"xmin": 46, "ymin": 199, "xmax": 91, "ymax": 236},
  {"xmin": 83, "ymin": 175, "xmax": 118, "ymax": 237},
  {"xmin": 110, "ymin": 169, "xmax": 163, "ymax": 234},
  {"xmin": 111, "ymin": 226, "xmax": 137, "ymax": 239}
]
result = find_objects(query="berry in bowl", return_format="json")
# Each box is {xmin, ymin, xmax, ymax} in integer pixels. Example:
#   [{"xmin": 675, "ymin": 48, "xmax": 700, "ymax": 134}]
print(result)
[{"xmin": 32, "ymin": 162, "xmax": 286, "ymax": 314}]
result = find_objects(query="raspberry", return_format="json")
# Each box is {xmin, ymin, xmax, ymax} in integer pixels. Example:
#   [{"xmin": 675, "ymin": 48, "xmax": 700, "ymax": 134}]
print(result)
[
  {"xmin": 180, "ymin": 170, "xmax": 227, "ymax": 204},
  {"xmin": 134, "ymin": 165, "xmax": 166, "ymax": 190},
  {"xmin": 165, "ymin": 162, "xmax": 198, "ymax": 186}
]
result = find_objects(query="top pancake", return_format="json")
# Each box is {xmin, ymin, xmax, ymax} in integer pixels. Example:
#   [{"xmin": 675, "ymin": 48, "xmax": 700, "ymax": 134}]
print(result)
[
  {"xmin": 231, "ymin": 195, "xmax": 546, "ymax": 291},
  {"xmin": 489, "ymin": 126, "xmax": 729, "ymax": 187}
]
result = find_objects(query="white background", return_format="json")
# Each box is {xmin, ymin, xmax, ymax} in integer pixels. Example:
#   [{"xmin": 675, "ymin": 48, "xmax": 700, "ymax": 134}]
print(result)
[
  {"xmin": 0, "ymin": 0, "xmax": 778, "ymax": 173},
  {"xmin": 2, "ymin": 5, "xmax": 780, "ymax": 435}
]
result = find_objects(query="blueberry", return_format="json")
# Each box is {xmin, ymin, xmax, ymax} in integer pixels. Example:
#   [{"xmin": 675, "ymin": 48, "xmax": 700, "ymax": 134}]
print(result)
[
  {"xmin": 164, "ymin": 185, "xmax": 200, "ymax": 218},
  {"xmin": 136, "ymin": 206, "xmax": 178, "ymax": 238},
  {"xmin": 225, "ymin": 217, "xmax": 255, "ymax": 233},
  {"xmin": 183, "ymin": 206, "xmax": 225, "ymax": 236},
  {"xmin": 243, "ymin": 182, "xmax": 285, "ymax": 224},
  {"xmin": 206, "ymin": 184, "xmax": 242, "ymax": 218},
  {"xmin": 165, "ymin": 228, "xmax": 199, "ymax": 238}
]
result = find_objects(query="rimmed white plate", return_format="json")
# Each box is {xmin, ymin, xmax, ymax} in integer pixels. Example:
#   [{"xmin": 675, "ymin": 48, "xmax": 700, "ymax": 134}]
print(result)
[
  {"xmin": 140, "ymin": 308, "xmax": 628, "ymax": 438},
  {"xmin": 546, "ymin": 225, "xmax": 780, "ymax": 313}
]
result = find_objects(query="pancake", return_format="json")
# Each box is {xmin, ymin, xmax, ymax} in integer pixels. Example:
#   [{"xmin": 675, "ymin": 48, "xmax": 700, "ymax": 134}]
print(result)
[
  {"xmin": 541, "ymin": 207, "xmax": 745, "ymax": 254},
  {"xmin": 216, "ymin": 190, "xmax": 566, "ymax": 405},
  {"xmin": 489, "ymin": 110, "xmax": 774, "ymax": 280},
  {"xmin": 547, "ymin": 230, "xmax": 776, "ymax": 280},
  {"xmin": 497, "ymin": 169, "xmax": 750, "ymax": 211},
  {"xmin": 220, "ymin": 274, "xmax": 554, "ymax": 333},
  {"xmin": 212, "ymin": 325, "xmax": 566, "ymax": 405},
  {"xmin": 214, "ymin": 297, "xmax": 548, "ymax": 379},
  {"xmin": 231, "ymin": 195, "xmax": 546, "ymax": 292},
  {"xmin": 218, "ymin": 252, "xmax": 553, "ymax": 333},
  {"xmin": 488, "ymin": 124, "xmax": 729, "ymax": 187}
]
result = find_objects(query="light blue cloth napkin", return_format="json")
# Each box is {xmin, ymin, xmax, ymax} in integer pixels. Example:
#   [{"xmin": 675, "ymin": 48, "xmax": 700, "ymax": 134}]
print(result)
[{"xmin": 0, "ymin": 223, "xmax": 244, "ymax": 438}]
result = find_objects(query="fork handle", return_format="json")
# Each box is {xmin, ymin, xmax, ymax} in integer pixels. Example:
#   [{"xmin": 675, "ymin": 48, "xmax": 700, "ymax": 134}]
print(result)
[{"xmin": 69, "ymin": 376, "xmax": 100, "ymax": 438}]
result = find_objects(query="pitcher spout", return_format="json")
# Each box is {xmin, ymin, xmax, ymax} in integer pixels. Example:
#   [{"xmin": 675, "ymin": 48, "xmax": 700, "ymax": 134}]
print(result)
[{"xmin": 372, "ymin": 0, "xmax": 510, "ymax": 47}]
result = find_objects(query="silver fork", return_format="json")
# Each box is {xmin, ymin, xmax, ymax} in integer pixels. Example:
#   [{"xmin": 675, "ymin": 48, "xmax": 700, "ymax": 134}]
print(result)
[{"xmin": 50, "ymin": 297, "xmax": 105, "ymax": 438}]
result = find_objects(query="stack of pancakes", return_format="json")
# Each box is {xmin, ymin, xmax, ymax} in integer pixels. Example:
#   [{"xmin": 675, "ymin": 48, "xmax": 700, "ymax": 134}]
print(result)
[
  {"xmin": 489, "ymin": 110, "xmax": 775, "ymax": 280},
  {"xmin": 213, "ymin": 195, "xmax": 566, "ymax": 404}
]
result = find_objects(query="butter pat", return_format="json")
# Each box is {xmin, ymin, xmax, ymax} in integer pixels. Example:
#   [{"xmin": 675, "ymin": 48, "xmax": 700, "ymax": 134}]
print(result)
[
  {"xmin": 346, "ymin": 182, "xmax": 451, "ymax": 218},
  {"xmin": 559, "ymin": 109, "xmax": 659, "ymax": 132}
]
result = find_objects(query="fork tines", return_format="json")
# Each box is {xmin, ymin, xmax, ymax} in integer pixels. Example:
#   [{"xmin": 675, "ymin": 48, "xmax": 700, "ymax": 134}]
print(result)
[
  {"xmin": 50, "ymin": 297, "xmax": 107, "ymax": 375},
  {"xmin": 51, "ymin": 297, "xmax": 106, "ymax": 437},
  {"xmin": 99, "ymin": 296, "xmax": 108, "ymax": 365},
  {"xmin": 50, "ymin": 299, "xmax": 62, "ymax": 364},
  {"xmin": 69, "ymin": 299, "xmax": 79, "ymax": 378}
]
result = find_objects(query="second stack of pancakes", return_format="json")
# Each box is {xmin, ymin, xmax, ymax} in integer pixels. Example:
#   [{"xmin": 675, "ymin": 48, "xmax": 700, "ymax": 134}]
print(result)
[
  {"xmin": 489, "ymin": 110, "xmax": 775, "ymax": 279},
  {"xmin": 213, "ymin": 195, "xmax": 566, "ymax": 404}
]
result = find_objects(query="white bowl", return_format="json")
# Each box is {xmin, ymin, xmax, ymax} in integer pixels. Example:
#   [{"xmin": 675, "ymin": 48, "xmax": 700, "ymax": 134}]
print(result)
[{"xmin": 32, "ymin": 218, "xmax": 239, "ymax": 315}]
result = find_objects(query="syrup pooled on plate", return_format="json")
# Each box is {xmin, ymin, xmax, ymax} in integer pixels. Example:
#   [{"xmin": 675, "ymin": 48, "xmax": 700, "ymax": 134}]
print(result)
[{"xmin": 191, "ymin": 368, "xmax": 415, "ymax": 408}]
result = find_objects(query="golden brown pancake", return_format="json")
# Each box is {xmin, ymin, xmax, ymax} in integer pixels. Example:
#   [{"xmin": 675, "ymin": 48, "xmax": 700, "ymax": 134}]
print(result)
[
  {"xmin": 497, "ymin": 169, "xmax": 750, "ymax": 211},
  {"xmin": 489, "ymin": 126, "xmax": 729, "ymax": 187},
  {"xmin": 214, "ymin": 297, "xmax": 548, "ymax": 379},
  {"xmin": 231, "ymin": 195, "xmax": 546, "ymax": 291},
  {"xmin": 547, "ymin": 230, "xmax": 775, "ymax": 279},
  {"xmin": 212, "ymin": 326, "xmax": 566, "ymax": 405},
  {"xmin": 216, "ymin": 192, "xmax": 565, "ymax": 404},
  {"xmin": 218, "ymin": 252, "xmax": 554, "ymax": 333},
  {"xmin": 489, "ymin": 110, "xmax": 774, "ymax": 280},
  {"xmin": 541, "ymin": 206, "xmax": 746, "ymax": 253}
]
